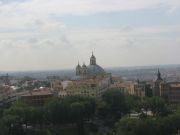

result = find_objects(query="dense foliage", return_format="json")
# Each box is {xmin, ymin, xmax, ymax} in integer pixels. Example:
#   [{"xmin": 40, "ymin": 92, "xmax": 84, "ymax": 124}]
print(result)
[
  {"xmin": 115, "ymin": 113, "xmax": 180, "ymax": 135},
  {"xmin": 0, "ymin": 88, "xmax": 179, "ymax": 135}
]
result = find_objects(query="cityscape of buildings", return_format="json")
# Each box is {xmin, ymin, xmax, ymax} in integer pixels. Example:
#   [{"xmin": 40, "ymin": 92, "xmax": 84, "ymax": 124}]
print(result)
[{"xmin": 0, "ymin": 52, "xmax": 180, "ymax": 107}]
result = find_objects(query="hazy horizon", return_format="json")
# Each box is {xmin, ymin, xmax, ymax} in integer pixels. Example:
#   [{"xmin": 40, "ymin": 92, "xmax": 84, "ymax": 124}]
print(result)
[
  {"xmin": 0, "ymin": 0, "xmax": 180, "ymax": 71},
  {"xmin": 0, "ymin": 64, "xmax": 180, "ymax": 72}
]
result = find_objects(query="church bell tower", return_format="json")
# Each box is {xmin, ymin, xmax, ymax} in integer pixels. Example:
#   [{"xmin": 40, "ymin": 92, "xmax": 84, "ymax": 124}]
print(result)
[{"xmin": 90, "ymin": 52, "xmax": 96, "ymax": 65}]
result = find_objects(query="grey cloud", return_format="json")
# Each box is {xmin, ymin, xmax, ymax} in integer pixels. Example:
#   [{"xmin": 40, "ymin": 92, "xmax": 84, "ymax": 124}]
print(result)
[
  {"xmin": 0, "ymin": 40, "xmax": 14, "ymax": 49},
  {"xmin": 124, "ymin": 38, "xmax": 137, "ymax": 48},
  {"xmin": 87, "ymin": 41, "xmax": 97, "ymax": 49},
  {"xmin": 0, "ymin": 0, "xmax": 27, "ymax": 4},
  {"xmin": 28, "ymin": 38, "xmax": 38, "ymax": 44},
  {"xmin": 59, "ymin": 35, "xmax": 72, "ymax": 48},
  {"xmin": 121, "ymin": 26, "xmax": 134, "ymax": 32}
]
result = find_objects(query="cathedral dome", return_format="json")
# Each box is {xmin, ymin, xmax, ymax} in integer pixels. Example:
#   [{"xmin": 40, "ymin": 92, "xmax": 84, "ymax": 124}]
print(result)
[
  {"xmin": 74, "ymin": 52, "xmax": 106, "ymax": 77},
  {"xmin": 87, "ymin": 64, "xmax": 105, "ymax": 76}
]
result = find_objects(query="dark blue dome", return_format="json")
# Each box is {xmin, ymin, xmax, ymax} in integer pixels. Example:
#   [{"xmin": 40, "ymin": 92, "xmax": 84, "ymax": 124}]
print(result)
[{"xmin": 87, "ymin": 64, "xmax": 105, "ymax": 76}]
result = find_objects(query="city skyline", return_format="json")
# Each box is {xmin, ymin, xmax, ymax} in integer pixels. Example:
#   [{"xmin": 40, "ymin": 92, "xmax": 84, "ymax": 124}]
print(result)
[{"xmin": 0, "ymin": 0, "xmax": 180, "ymax": 71}]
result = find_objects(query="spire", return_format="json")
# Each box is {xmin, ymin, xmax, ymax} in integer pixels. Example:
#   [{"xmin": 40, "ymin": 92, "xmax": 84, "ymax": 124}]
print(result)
[
  {"xmin": 5, "ymin": 73, "xmax": 10, "ymax": 85},
  {"xmin": 76, "ymin": 61, "xmax": 81, "ymax": 67},
  {"xmin": 76, "ymin": 61, "xmax": 81, "ymax": 76},
  {"xmin": 158, "ymin": 68, "xmax": 160, "ymax": 75},
  {"xmin": 137, "ymin": 79, "xmax": 140, "ymax": 84},
  {"xmin": 157, "ymin": 68, "xmax": 163, "ymax": 81}
]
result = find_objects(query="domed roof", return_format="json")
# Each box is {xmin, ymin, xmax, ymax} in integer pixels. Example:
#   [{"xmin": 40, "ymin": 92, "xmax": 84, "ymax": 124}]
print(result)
[{"xmin": 87, "ymin": 64, "xmax": 105, "ymax": 76}]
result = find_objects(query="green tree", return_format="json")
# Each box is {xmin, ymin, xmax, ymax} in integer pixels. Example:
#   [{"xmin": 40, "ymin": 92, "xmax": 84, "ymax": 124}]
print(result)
[
  {"xmin": 147, "ymin": 97, "xmax": 168, "ymax": 116},
  {"xmin": 97, "ymin": 89, "xmax": 129, "ymax": 126},
  {"xmin": 0, "ymin": 118, "xmax": 9, "ymax": 135},
  {"xmin": 115, "ymin": 117, "xmax": 137, "ymax": 135},
  {"xmin": 115, "ymin": 117, "xmax": 156, "ymax": 135},
  {"xmin": 1, "ymin": 114, "xmax": 24, "ymax": 135}
]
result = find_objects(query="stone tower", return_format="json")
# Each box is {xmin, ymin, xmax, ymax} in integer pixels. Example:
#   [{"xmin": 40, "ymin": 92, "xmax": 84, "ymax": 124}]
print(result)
[
  {"xmin": 76, "ymin": 62, "xmax": 82, "ymax": 76},
  {"xmin": 90, "ymin": 52, "xmax": 96, "ymax": 65},
  {"xmin": 153, "ymin": 69, "xmax": 163, "ymax": 96},
  {"xmin": 82, "ymin": 63, "xmax": 88, "ymax": 76}
]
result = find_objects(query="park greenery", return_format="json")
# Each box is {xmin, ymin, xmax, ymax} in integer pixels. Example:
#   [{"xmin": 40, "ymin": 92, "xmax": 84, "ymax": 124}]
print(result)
[{"xmin": 0, "ymin": 88, "xmax": 179, "ymax": 135}]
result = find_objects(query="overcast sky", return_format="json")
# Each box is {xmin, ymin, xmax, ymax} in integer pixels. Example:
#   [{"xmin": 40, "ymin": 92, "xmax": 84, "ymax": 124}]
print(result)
[{"xmin": 0, "ymin": 0, "xmax": 180, "ymax": 71}]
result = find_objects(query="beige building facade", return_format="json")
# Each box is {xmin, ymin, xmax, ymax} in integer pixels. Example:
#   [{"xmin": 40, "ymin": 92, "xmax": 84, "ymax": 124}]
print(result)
[{"xmin": 58, "ymin": 76, "xmax": 111, "ymax": 97}]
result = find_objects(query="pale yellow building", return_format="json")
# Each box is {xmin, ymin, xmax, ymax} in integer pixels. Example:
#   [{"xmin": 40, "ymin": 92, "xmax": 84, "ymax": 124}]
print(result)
[
  {"xmin": 59, "ymin": 76, "xmax": 111, "ymax": 97},
  {"xmin": 160, "ymin": 82, "xmax": 180, "ymax": 103},
  {"xmin": 110, "ymin": 80, "xmax": 133, "ymax": 94},
  {"xmin": 50, "ymin": 79, "xmax": 63, "ymax": 91}
]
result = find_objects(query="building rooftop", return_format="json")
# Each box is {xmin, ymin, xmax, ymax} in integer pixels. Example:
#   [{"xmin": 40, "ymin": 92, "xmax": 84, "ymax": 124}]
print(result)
[
  {"xmin": 170, "ymin": 84, "xmax": 180, "ymax": 88},
  {"xmin": 21, "ymin": 88, "xmax": 52, "ymax": 97}
]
